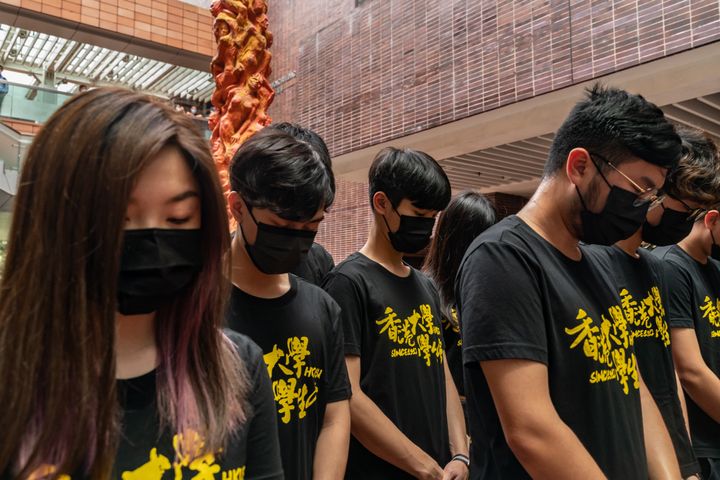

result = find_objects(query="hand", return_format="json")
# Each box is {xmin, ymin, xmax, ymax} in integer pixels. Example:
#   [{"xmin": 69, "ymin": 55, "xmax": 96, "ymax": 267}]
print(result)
[
  {"xmin": 442, "ymin": 459, "xmax": 469, "ymax": 480},
  {"xmin": 413, "ymin": 455, "xmax": 444, "ymax": 480}
]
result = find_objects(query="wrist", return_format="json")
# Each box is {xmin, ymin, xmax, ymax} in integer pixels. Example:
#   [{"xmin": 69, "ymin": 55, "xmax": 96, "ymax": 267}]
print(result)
[{"xmin": 450, "ymin": 453, "xmax": 470, "ymax": 469}]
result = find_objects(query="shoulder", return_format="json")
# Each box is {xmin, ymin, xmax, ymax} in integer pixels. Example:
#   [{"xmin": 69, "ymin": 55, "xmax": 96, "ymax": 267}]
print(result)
[
  {"xmin": 323, "ymin": 253, "xmax": 368, "ymax": 287},
  {"xmin": 222, "ymin": 329, "xmax": 264, "ymax": 375},
  {"xmin": 296, "ymin": 276, "xmax": 342, "ymax": 311}
]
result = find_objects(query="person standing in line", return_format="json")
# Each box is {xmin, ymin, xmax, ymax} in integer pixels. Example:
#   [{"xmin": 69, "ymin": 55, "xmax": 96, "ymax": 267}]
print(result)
[
  {"xmin": 323, "ymin": 147, "xmax": 469, "ymax": 480},
  {"xmin": 0, "ymin": 88, "xmax": 282, "ymax": 479},
  {"xmin": 225, "ymin": 127, "xmax": 351, "ymax": 480},
  {"xmin": 457, "ymin": 84, "xmax": 684, "ymax": 479},
  {"xmin": 584, "ymin": 125, "xmax": 720, "ymax": 480},
  {"xmin": 423, "ymin": 191, "xmax": 497, "ymax": 400},
  {"xmin": 653, "ymin": 131, "xmax": 720, "ymax": 480}
]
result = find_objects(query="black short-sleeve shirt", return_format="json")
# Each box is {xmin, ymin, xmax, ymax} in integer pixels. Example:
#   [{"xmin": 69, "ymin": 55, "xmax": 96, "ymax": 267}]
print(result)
[
  {"xmin": 457, "ymin": 216, "xmax": 647, "ymax": 480},
  {"xmin": 584, "ymin": 244, "xmax": 699, "ymax": 476},
  {"xmin": 115, "ymin": 330, "xmax": 284, "ymax": 480},
  {"xmin": 323, "ymin": 252, "xmax": 450, "ymax": 479},
  {"xmin": 291, "ymin": 242, "xmax": 335, "ymax": 286},
  {"xmin": 653, "ymin": 245, "xmax": 720, "ymax": 459},
  {"xmin": 442, "ymin": 308, "xmax": 464, "ymax": 397},
  {"xmin": 227, "ymin": 275, "xmax": 351, "ymax": 480}
]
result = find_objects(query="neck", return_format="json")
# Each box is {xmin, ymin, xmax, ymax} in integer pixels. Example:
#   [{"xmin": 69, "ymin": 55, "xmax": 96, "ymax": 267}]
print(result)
[
  {"xmin": 678, "ymin": 228, "xmax": 710, "ymax": 264},
  {"xmin": 517, "ymin": 180, "xmax": 582, "ymax": 260},
  {"xmin": 615, "ymin": 229, "xmax": 643, "ymax": 257},
  {"xmin": 115, "ymin": 311, "xmax": 157, "ymax": 379},
  {"xmin": 230, "ymin": 233, "xmax": 291, "ymax": 298},
  {"xmin": 360, "ymin": 218, "xmax": 410, "ymax": 277}
]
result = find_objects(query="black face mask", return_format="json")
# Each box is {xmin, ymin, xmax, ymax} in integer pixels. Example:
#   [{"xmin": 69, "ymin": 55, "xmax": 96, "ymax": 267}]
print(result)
[
  {"xmin": 382, "ymin": 205, "xmax": 436, "ymax": 254},
  {"xmin": 577, "ymin": 185, "xmax": 650, "ymax": 246},
  {"xmin": 240, "ymin": 208, "xmax": 317, "ymax": 275},
  {"xmin": 118, "ymin": 229, "xmax": 203, "ymax": 316},
  {"xmin": 642, "ymin": 205, "xmax": 694, "ymax": 246},
  {"xmin": 712, "ymin": 231, "xmax": 720, "ymax": 261}
]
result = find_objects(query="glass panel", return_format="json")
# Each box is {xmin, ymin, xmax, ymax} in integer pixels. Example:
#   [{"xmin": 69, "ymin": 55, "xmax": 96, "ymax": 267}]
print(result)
[{"xmin": 0, "ymin": 81, "xmax": 73, "ymax": 124}]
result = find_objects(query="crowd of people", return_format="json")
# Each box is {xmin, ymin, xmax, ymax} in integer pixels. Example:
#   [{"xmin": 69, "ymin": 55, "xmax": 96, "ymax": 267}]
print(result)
[{"xmin": 0, "ymin": 83, "xmax": 718, "ymax": 480}]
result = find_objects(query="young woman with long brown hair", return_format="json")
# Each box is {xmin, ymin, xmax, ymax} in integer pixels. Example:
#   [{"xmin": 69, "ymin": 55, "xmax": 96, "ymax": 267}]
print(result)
[{"xmin": 0, "ymin": 88, "xmax": 283, "ymax": 479}]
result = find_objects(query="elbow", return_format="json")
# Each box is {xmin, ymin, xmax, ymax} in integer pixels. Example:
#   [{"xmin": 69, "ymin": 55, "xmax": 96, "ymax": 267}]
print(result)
[{"xmin": 504, "ymin": 425, "xmax": 545, "ymax": 463}]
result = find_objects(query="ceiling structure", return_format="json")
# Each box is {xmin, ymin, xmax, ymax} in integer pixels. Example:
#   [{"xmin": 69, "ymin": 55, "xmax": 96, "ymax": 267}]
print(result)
[
  {"xmin": 440, "ymin": 93, "xmax": 720, "ymax": 195},
  {"xmin": 0, "ymin": 24, "xmax": 215, "ymax": 102}
]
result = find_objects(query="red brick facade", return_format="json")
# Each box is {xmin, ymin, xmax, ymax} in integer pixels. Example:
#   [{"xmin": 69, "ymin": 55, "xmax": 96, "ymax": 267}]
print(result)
[{"xmin": 269, "ymin": 0, "xmax": 720, "ymax": 157}]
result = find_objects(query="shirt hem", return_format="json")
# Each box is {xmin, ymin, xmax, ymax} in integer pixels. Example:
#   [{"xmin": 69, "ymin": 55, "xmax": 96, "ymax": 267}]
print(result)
[{"xmin": 463, "ymin": 343, "xmax": 548, "ymax": 365}]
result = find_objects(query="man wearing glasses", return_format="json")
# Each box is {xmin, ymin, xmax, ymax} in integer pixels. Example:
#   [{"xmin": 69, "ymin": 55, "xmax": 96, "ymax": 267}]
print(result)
[
  {"xmin": 456, "ymin": 85, "xmax": 683, "ymax": 479},
  {"xmin": 584, "ymin": 125, "xmax": 720, "ymax": 479},
  {"xmin": 652, "ymin": 127, "xmax": 720, "ymax": 480}
]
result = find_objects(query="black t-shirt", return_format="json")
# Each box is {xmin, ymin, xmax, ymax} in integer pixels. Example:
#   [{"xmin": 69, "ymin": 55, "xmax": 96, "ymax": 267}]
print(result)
[
  {"xmin": 654, "ymin": 245, "xmax": 720, "ymax": 459},
  {"xmin": 115, "ymin": 330, "xmax": 284, "ymax": 479},
  {"xmin": 226, "ymin": 275, "xmax": 351, "ymax": 480},
  {"xmin": 442, "ymin": 308, "xmax": 464, "ymax": 397},
  {"xmin": 457, "ymin": 216, "xmax": 647, "ymax": 480},
  {"xmin": 323, "ymin": 252, "xmax": 450, "ymax": 479},
  {"xmin": 584, "ymin": 244, "xmax": 699, "ymax": 476},
  {"xmin": 291, "ymin": 242, "xmax": 335, "ymax": 286}
]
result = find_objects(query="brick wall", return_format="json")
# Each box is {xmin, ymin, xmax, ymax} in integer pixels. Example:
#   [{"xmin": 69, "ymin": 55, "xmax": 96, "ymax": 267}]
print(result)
[
  {"xmin": 268, "ymin": 0, "xmax": 720, "ymax": 158},
  {"xmin": 316, "ymin": 177, "xmax": 371, "ymax": 263},
  {"xmin": 0, "ymin": 0, "xmax": 214, "ymax": 55}
]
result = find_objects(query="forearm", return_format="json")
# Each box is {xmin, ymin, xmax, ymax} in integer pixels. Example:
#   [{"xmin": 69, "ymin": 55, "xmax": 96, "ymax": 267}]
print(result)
[
  {"xmin": 444, "ymin": 360, "xmax": 468, "ymax": 456},
  {"xmin": 350, "ymin": 389, "xmax": 435, "ymax": 476},
  {"xmin": 675, "ymin": 371, "xmax": 690, "ymax": 436},
  {"xmin": 640, "ymin": 381, "xmax": 681, "ymax": 480},
  {"xmin": 679, "ymin": 367, "xmax": 720, "ymax": 423},
  {"xmin": 313, "ymin": 401, "xmax": 350, "ymax": 480}
]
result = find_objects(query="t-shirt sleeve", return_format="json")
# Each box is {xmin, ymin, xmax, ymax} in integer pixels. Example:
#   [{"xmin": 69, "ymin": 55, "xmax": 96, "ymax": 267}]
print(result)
[
  {"xmin": 322, "ymin": 272, "xmax": 365, "ymax": 356},
  {"xmin": 244, "ymin": 345, "xmax": 285, "ymax": 480},
  {"xmin": 324, "ymin": 298, "xmax": 352, "ymax": 403},
  {"xmin": 318, "ymin": 247, "xmax": 335, "ymax": 283},
  {"xmin": 660, "ymin": 260, "xmax": 695, "ymax": 329},
  {"xmin": 457, "ymin": 241, "xmax": 548, "ymax": 367}
]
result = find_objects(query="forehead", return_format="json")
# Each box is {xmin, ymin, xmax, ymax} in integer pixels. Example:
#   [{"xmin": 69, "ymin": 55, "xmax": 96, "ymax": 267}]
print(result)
[
  {"xmin": 129, "ymin": 146, "xmax": 198, "ymax": 201},
  {"xmin": 612, "ymin": 156, "xmax": 668, "ymax": 188}
]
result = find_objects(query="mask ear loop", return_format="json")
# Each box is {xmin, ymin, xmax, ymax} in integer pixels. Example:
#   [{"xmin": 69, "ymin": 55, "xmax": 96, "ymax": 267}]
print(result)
[
  {"xmin": 380, "ymin": 197, "xmax": 399, "ymax": 235},
  {"xmin": 238, "ymin": 199, "xmax": 259, "ymax": 247}
]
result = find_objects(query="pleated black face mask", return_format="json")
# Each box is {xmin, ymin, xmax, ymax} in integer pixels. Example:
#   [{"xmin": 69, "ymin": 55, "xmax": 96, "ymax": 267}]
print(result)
[
  {"xmin": 642, "ymin": 206, "xmax": 694, "ymax": 246},
  {"xmin": 382, "ymin": 205, "xmax": 436, "ymax": 254},
  {"xmin": 117, "ymin": 229, "xmax": 203, "ymax": 315},
  {"xmin": 576, "ymin": 185, "xmax": 650, "ymax": 246},
  {"xmin": 240, "ymin": 208, "xmax": 317, "ymax": 275}
]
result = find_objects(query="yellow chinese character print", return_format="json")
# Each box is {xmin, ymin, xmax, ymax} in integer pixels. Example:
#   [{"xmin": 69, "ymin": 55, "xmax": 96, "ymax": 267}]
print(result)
[
  {"xmin": 272, "ymin": 377, "xmax": 299, "ymax": 424},
  {"xmin": 420, "ymin": 304, "xmax": 440, "ymax": 336},
  {"xmin": 188, "ymin": 453, "xmax": 221, "ymax": 480},
  {"xmin": 286, "ymin": 336, "xmax": 311, "ymax": 378},
  {"xmin": 264, "ymin": 344, "xmax": 291, "ymax": 378},
  {"xmin": 376, "ymin": 307, "xmax": 402, "ymax": 342},
  {"xmin": 655, "ymin": 314, "xmax": 670, "ymax": 346},
  {"xmin": 606, "ymin": 306, "xmax": 631, "ymax": 349},
  {"xmin": 28, "ymin": 465, "xmax": 72, "ymax": 480},
  {"xmin": 700, "ymin": 296, "xmax": 720, "ymax": 329},
  {"xmin": 121, "ymin": 448, "xmax": 172, "ymax": 480},
  {"xmin": 297, "ymin": 383, "xmax": 319, "ymax": 419},
  {"xmin": 565, "ymin": 309, "xmax": 600, "ymax": 351},
  {"xmin": 649, "ymin": 287, "xmax": 666, "ymax": 319},
  {"xmin": 620, "ymin": 289, "xmax": 638, "ymax": 327}
]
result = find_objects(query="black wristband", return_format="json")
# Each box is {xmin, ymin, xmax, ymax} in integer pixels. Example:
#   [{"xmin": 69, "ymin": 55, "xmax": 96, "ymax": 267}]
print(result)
[{"xmin": 451, "ymin": 454, "xmax": 470, "ymax": 468}]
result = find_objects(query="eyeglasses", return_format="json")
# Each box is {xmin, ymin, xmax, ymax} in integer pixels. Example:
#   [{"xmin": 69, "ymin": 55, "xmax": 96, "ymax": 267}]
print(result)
[
  {"xmin": 665, "ymin": 194, "xmax": 708, "ymax": 221},
  {"xmin": 588, "ymin": 152, "xmax": 665, "ymax": 209}
]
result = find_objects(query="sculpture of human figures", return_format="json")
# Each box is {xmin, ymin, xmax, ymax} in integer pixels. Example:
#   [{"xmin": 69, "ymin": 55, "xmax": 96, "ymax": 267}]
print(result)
[{"xmin": 209, "ymin": 0, "xmax": 274, "ymax": 227}]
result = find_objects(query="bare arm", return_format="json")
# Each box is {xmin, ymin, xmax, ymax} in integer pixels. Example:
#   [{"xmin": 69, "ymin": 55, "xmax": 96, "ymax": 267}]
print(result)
[
  {"xmin": 674, "ymin": 370, "xmax": 691, "ymax": 436},
  {"xmin": 639, "ymin": 374, "xmax": 681, "ymax": 479},
  {"xmin": 313, "ymin": 400, "xmax": 350, "ymax": 480},
  {"xmin": 443, "ymin": 355, "xmax": 468, "ymax": 480},
  {"xmin": 671, "ymin": 328, "xmax": 720, "ymax": 423},
  {"xmin": 345, "ymin": 355, "xmax": 444, "ymax": 480},
  {"xmin": 481, "ymin": 359, "xmax": 606, "ymax": 480}
]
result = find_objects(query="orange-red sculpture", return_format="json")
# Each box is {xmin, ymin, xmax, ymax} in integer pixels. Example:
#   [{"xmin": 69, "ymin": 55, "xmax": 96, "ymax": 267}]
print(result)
[{"xmin": 209, "ymin": 0, "xmax": 274, "ymax": 227}]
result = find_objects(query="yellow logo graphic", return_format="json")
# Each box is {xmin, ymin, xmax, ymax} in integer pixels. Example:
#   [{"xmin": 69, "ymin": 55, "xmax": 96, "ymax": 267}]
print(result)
[
  {"xmin": 263, "ymin": 336, "xmax": 321, "ymax": 424},
  {"xmin": 376, "ymin": 304, "xmax": 444, "ymax": 366},
  {"xmin": 442, "ymin": 308, "xmax": 462, "ymax": 348},
  {"xmin": 619, "ymin": 287, "xmax": 670, "ymax": 347},
  {"xmin": 565, "ymin": 307, "xmax": 639, "ymax": 395},
  {"xmin": 700, "ymin": 296, "xmax": 720, "ymax": 338}
]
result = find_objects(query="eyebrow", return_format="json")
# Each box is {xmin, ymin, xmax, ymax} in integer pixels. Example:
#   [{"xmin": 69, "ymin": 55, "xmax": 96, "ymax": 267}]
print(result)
[
  {"xmin": 166, "ymin": 190, "xmax": 200, "ymax": 205},
  {"xmin": 639, "ymin": 176, "xmax": 657, "ymax": 189},
  {"xmin": 308, "ymin": 214, "xmax": 325, "ymax": 223}
]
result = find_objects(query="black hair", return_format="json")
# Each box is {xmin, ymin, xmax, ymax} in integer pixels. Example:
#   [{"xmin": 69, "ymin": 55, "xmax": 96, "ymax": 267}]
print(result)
[
  {"xmin": 545, "ymin": 84, "xmax": 682, "ymax": 176},
  {"xmin": 368, "ymin": 147, "xmax": 451, "ymax": 211},
  {"xmin": 423, "ymin": 191, "xmax": 496, "ymax": 318},
  {"xmin": 229, "ymin": 128, "xmax": 335, "ymax": 221}
]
